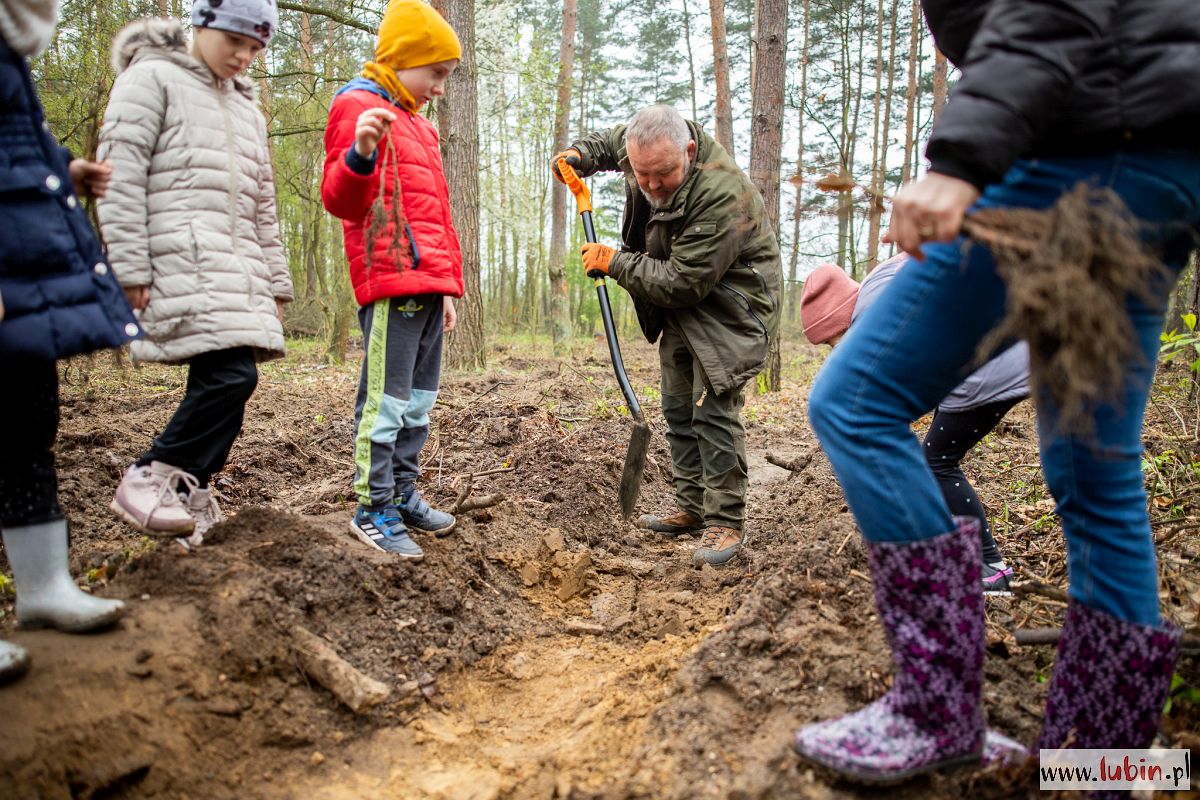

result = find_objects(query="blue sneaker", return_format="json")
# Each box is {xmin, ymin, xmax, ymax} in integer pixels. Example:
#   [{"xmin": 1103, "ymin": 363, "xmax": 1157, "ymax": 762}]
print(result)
[
  {"xmin": 351, "ymin": 505, "xmax": 424, "ymax": 560},
  {"xmin": 398, "ymin": 489, "xmax": 456, "ymax": 536}
]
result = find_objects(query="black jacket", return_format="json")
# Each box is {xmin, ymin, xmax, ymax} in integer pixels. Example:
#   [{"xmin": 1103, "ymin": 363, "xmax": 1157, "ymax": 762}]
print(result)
[{"xmin": 924, "ymin": 0, "xmax": 1200, "ymax": 189}]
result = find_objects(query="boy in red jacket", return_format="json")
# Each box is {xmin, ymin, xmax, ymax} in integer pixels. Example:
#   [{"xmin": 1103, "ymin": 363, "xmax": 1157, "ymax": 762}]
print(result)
[{"xmin": 321, "ymin": 0, "xmax": 463, "ymax": 560}]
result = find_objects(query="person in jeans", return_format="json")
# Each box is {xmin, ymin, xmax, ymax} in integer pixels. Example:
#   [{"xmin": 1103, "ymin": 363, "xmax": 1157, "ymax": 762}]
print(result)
[
  {"xmin": 801, "ymin": 254, "xmax": 1029, "ymax": 594},
  {"xmin": 791, "ymin": 0, "xmax": 1198, "ymax": 785},
  {"xmin": 0, "ymin": 0, "xmax": 141, "ymax": 681},
  {"xmin": 99, "ymin": 7, "xmax": 293, "ymax": 550}
]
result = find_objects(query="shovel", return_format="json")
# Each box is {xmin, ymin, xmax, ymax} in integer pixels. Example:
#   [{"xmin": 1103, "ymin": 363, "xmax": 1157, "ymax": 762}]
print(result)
[{"xmin": 558, "ymin": 157, "xmax": 650, "ymax": 519}]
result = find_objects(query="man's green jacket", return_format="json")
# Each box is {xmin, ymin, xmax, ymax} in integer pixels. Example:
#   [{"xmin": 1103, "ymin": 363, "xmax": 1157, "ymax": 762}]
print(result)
[{"xmin": 571, "ymin": 121, "xmax": 782, "ymax": 395}]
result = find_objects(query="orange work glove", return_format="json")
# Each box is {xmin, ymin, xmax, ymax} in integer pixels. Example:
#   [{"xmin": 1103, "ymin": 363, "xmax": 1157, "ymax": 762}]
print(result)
[
  {"xmin": 551, "ymin": 148, "xmax": 582, "ymax": 183},
  {"xmin": 581, "ymin": 243, "xmax": 616, "ymax": 276}
]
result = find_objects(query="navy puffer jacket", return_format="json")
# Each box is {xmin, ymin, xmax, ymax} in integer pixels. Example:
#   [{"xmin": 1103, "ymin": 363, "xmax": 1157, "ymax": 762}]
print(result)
[
  {"xmin": 923, "ymin": 0, "xmax": 1200, "ymax": 189},
  {"xmin": 0, "ymin": 33, "xmax": 140, "ymax": 362}
]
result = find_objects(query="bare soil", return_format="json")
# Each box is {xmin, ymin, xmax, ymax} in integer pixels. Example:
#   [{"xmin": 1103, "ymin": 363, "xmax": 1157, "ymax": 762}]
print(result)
[{"xmin": 2, "ymin": 336, "xmax": 1197, "ymax": 800}]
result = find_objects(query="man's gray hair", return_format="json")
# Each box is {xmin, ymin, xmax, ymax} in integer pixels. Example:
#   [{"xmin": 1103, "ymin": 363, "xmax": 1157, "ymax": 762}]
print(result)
[{"xmin": 626, "ymin": 105, "xmax": 690, "ymax": 153}]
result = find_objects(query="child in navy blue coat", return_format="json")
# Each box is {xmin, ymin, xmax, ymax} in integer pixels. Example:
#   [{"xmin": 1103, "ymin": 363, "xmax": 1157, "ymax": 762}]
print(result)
[{"xmin": 0, "ymin": 0, "xmax": 142, "ymax": 683}]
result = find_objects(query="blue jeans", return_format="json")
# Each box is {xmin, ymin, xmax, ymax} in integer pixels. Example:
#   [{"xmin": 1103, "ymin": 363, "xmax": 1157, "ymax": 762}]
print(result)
[{"xmin": 808, "ymin": 150, "xmax": 1200, "ymax": 626}]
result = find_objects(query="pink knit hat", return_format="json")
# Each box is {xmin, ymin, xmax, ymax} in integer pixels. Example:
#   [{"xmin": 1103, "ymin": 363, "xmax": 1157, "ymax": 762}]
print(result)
[{"xmin": 801, "ymin": 264, "xmax": 860, "ymax": 345}]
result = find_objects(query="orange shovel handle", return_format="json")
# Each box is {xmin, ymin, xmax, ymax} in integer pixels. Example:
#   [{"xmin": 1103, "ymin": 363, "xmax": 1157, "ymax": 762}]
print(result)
[{"xmin": 557, "ymin": 158, "xmax": 592, "ymax": 214}]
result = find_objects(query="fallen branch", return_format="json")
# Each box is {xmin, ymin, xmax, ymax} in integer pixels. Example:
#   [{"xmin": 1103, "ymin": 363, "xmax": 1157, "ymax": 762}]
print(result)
[
  {"xmin": 277, "ymin": 1, "xmax": 375, "ymax": 32},
  {"xmin": 458, "ymin": 493, "xmax": 504, "ymax": 513},
  {"xmin": 290, "ymin": 626, "xmax": 390, "ymax": 714},
  {"xmin": 1154, "ymin": 519, "xmax": 1200, "ymax": 547},
  {"xmin": 1011, "ymin": 580, "xmax": 1069, "ymax": 604}
]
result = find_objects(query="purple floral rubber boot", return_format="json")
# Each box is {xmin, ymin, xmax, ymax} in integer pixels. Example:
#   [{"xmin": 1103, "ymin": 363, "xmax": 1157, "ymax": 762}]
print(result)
[
  {"xmin": 793, "ymin": 517, "xmax": 987, "ymax": 783},
  {"xmin": 1035, "ymin": 601, "xmax": 1180, "ymax": 766}
]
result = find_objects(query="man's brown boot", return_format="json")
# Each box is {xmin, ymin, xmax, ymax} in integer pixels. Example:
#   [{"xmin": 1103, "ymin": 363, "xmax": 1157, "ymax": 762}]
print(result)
[
  {"xmin": 637, "ymin": 508, "xmax": 704, "ymax": 537},
  {"xmin": 693, "ymin": 526, "xmax": 742, "ymax": 567}
]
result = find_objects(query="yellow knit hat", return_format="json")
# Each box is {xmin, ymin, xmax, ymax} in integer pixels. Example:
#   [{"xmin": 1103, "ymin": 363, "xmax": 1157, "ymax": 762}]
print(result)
[
  {"xmin": 375, "ymin": 0, "xmax": 461, "ymax": 70},
  {"xmin": 362, "ymin": 0, "xmax": 461, "ymax": 110}
]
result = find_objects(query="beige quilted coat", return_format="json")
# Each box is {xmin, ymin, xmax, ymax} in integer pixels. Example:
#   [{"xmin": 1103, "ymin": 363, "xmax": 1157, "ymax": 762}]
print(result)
[{"xmin": 97, "ymin": 18, "xmax": 292, "ymax": 364}]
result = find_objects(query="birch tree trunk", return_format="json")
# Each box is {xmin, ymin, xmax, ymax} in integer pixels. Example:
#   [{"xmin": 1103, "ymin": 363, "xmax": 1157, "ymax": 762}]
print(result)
[{"xmin": 548, "ymin": 0, "xmax": 577, "ymax": 356}]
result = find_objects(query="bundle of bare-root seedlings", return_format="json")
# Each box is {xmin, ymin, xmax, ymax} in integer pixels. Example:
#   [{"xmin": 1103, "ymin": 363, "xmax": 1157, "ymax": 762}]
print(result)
[
  {"xmin": 364, "ymin": 131, "xmax": 413, "ymax": 272},
  {"xmin": 962, "ymin": 184, "xmax": 1169, "ymax": 437}
]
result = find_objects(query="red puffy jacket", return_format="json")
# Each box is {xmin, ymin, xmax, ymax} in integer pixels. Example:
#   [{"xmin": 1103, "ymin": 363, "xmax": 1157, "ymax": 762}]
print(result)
[{"xmin": 322, "ymin": 86, "xmax": 464, "ymax": 306}]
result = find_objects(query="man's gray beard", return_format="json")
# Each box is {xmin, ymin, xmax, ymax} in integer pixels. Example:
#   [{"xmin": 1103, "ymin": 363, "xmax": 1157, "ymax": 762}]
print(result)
[
  {"xmin": 641, "ymin": 187, "xmax": 668, "ymax": 210},
  {"xmin": 639, "ymin": 163, "xmax": 693, "ymax": 210}
]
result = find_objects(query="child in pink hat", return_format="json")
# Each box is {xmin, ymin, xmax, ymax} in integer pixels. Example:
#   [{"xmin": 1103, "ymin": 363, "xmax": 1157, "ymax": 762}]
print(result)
[{"xmin": 800, "ymin": 254, "xmax": 1029, "ymax": 594}]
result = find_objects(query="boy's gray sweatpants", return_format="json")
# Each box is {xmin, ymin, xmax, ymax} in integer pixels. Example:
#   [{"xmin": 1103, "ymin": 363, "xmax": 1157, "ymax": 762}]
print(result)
[{"xmin": 353, "ymin": 294, "xmax": 443, "ymax": 508}]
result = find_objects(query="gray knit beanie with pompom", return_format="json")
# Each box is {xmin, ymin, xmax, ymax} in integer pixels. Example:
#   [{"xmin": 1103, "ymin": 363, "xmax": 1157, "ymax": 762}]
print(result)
[{"xmin": 191, "ymin": 0, "xmax": 278, "ymax": 46}]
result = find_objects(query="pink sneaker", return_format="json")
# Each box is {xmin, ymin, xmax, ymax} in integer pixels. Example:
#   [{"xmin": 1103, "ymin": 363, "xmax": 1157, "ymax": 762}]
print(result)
[
  {"xmin": 176, "ymin": 486, "xmax": 222, "ymax": 551},
  {"xmin": 110, "ymin": 461, "xmax": 196, "ymax": 536}
]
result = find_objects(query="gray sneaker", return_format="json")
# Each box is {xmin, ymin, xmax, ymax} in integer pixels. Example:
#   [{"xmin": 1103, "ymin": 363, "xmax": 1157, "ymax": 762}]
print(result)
[
  {"xmin": 351, "ymin": 505, "xmax": 424, "ymax": 560},
  {"xmin": 110, "ymin": 461, "xmax": 196, "ymax": 536},
  {"xmin": 398, "ymin": 490, "xmax": 456, "ymax": 536},
  {"xmin": 176, "ymin": 486, "xmax": 222, "ymax": 551}
]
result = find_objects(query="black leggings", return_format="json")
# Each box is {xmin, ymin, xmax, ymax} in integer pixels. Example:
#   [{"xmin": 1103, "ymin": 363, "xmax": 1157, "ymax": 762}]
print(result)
[
  {"xmin": 924, "ymin": 398, "xmax": 1023, "ymax": 565},
  {"xmin": 0, "ymin": 357, "xmax": 62, "ymax": 527},
  {"xmin": 137, "ymin": 347, "xmax": 258, "ymax": 487}
]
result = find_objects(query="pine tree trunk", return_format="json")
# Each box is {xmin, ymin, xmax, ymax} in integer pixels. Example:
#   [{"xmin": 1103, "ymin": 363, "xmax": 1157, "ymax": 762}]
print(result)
[
  {"xmin": 432, "ymin": 0, "xmax": 485, "ymax": 369},
  {"xmin": 548, "ymin": 0, "xmax": 577, "ymax": 357},
  {"xmin": 748, "ymin": 0, "xmax": 785, "ymax": 235},
  {"xmin": 932, "ymin": 47, "xmax": 948, "ymax": 120},
  {"xmin": 709, "ymin": 0, "xmax": 734, "ymax": 154},
  {"xmin": 865, "ymin": 0, "xmax": 885, "ymax": 268},
  {"xmin": 682, "ymin": 0, "xmax": 699, "ymax": 121},
  {"xmin": 900, "ymin": 0, "xmax": 921, "ymax": 187},
  {"xmin": 748, "ymin": 0, "xmax": 785, "ymax": 391},
  {"xmin": 786, "ymin": 0, "xmax": 809, "ymax": 325}
]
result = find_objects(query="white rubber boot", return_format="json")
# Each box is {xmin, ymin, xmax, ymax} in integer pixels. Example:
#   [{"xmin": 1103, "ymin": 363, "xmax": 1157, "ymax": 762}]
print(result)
[
  {"xmin": 3, "ymin": 519, "xmax": 125, "ymax": 632},
  {"xmin": 0, "ymin": 639, "xmax": 30, "ymax": 683}
]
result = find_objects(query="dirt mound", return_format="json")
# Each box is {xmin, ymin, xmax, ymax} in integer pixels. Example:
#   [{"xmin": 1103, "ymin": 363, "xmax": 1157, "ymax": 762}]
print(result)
[{"xmin": 2, "ymin": 341, "xmax": 1197, "ymax": 799}]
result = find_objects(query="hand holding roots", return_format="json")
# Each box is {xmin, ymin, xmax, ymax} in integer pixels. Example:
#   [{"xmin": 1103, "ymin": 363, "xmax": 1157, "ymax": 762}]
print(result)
[{"xmin": 964, "ymin": 185, "xmax": 1168, "ymax": 436}]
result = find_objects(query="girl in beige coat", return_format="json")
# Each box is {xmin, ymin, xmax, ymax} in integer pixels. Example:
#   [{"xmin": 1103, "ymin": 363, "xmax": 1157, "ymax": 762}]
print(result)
[{"xmin": 98, "ymin": 3, "xmax": 292, "ymax": 548}]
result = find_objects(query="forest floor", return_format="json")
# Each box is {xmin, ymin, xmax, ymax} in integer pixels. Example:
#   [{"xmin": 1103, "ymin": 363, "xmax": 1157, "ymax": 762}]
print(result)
[{"xmin": 1, "ymin": 334, "xmax": 1198, "ymax": 800}]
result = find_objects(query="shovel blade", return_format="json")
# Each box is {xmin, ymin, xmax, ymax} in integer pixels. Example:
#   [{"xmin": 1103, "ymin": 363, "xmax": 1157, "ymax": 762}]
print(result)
[{"xmin": 619, "ymin": 421, "xmax": 651, "ymax": 519}]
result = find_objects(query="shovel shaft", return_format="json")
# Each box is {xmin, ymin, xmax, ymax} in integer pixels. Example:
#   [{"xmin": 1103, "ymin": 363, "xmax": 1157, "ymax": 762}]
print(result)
[
  {"xmin": 559, "ymin": 157, "xmax": 648, "ymax": 518},
  {"xmin": 579, "ymin": 208, "xmax": 643, "ymax": 423},
  {"xmin": 593, "ymin": 277, "xmax": 644, "ymax": 421}
]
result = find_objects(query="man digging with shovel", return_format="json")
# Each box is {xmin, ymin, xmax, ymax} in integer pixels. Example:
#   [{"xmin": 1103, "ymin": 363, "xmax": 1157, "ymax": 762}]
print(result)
[{"xmin": 552, "ymin": 105, "xmax": 782, "ymax": 567}]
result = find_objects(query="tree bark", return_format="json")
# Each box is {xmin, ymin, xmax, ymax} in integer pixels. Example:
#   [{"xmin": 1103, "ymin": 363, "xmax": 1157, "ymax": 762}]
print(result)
[
  {"xmin": 865, "ymin": 0, "xmax": 886, "ymax": 268},
  {"xmin": 785, "ymin": 0, "xmax": 809, "ymax": 325},
  {"xmin": 681, "ymin": 0, "xmax": 699, "ymax": 122},
  {"xmin": 747, "ymin": 0, "xmax": 785, "ymax": 391},
  {"xmin": 709, "ymin": 0, "xmax": 734, "ymax": 154},
  {"xmin": 932, "ymin": 46, "xmax": 948, "ymax": 120},
  {"xmin": 900, "ymin": 0, "xmax": 921, "ymax": 187},
  {"xmin": 432, "ymin": 0, "xmax": 485, "ymax": 369},
  {"xmin": 548, "ymin": 0, "xmax": 577, "ymax": 356}
]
